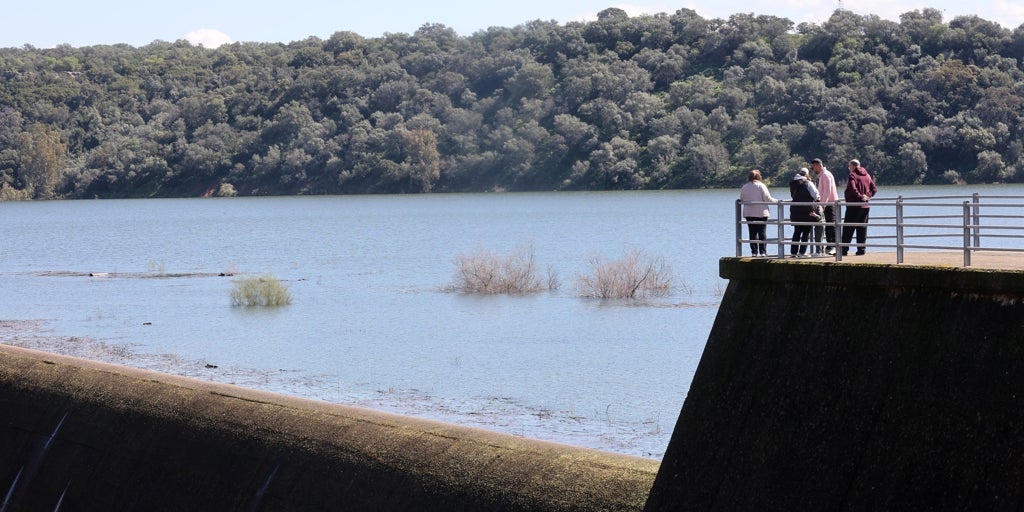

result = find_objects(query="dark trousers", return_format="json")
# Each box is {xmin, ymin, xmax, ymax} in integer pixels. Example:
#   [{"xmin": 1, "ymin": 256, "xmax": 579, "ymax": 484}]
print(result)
[
  {"xmin": 823, "ymin": 205, "xmax": 836, "ymax": 244},
  {"xmin": 812, "ymin": 222, "xmax": 824, "ymax": 253},
  {"xmin": 841, "ymin": 207, "xmax": 870, "ymax": 254},
  {"xmin": 745, "ymin": 216, "xmax": 767, "ymax": 255},
  {"xmin": 791, "ymin": 225, "xmax": 811, "ymax": 255}
]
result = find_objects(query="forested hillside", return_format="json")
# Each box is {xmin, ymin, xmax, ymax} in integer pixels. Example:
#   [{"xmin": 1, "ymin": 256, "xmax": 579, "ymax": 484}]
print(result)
[{"xmin": 2, "ymin": 7, "xmax": 1024, "ymax": 199}]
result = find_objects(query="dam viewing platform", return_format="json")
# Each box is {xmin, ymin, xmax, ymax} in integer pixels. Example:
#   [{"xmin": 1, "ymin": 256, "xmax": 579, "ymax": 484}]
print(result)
[
  {"xmin": 735, "ymin": 191, "xmax": 1024, "ymax": 267},
  {"xmin": 746, "ymin": 249, "xmax": 1024, "ymax": 270}
]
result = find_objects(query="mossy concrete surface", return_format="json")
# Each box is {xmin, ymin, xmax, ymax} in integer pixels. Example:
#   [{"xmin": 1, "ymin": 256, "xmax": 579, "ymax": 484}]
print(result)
[
  {"xmin": 645, "ymin": 258, "xmax": 1024, "ymax": 511},
  {"xmin": 0, "ymin": 345, "xmax": 658, "ymax": 511}
]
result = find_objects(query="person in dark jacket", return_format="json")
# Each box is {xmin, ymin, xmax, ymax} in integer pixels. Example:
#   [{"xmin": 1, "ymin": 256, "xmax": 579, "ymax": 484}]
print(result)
[
  {"xmin": 789, "ymin": 169, "xmax": 819, "ymax": 257},
  {"xmin": 841, "ymin": 159, "xmax": 878, "ymax": 255}
]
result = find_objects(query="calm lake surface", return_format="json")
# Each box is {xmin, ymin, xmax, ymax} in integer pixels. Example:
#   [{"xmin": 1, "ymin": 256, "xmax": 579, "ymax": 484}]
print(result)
[{"xmin": 1, "ymin": 185, "xmax": 1019, "ymax": 458}]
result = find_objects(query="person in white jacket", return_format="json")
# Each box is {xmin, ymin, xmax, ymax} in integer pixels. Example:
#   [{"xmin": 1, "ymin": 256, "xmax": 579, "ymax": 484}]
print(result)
[{"xmin": 739, "ymin": 169, "xmax": 779, "ymax": 256}]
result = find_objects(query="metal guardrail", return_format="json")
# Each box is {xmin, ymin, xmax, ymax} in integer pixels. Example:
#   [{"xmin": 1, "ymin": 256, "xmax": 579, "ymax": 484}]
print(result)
[{"xmin": 735, "ymin": 193, "xmax": 1024, "ymax": 267}]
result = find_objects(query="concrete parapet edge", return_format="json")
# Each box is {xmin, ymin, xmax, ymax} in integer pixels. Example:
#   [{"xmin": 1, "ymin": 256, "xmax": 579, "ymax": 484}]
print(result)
[
  {"xmin": 720, "ymin": 257, "xmax": 1024, "ymax": 296},
  {"xmin": 0, "ymin": 344, "xmax": 658, "ymax": 511}
]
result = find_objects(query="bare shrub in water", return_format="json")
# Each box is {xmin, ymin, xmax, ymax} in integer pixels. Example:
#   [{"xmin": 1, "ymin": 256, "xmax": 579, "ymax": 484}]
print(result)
[
  {"xmin": 231, "ymin": 274, "xmax": 292, "ymax": 307},
  {"xmin": 576, "ymin": 249, "xmax": 673, "ymax": 299},
  {"xmin": 452, "ymin": 244, "xmax": 552, "ymax": 294}
]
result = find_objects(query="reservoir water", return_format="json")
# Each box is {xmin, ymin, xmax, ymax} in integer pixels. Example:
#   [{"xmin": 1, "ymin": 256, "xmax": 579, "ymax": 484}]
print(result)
[{"xmin": 1, "ymin": 185, "xmax": 1018, "ymax": 458}]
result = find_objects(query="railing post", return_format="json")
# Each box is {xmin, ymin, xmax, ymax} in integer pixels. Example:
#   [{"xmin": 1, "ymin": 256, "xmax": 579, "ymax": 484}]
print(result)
[
  {"xmin": 776, "ymin": 201, "xmax": 785, "ymax": 258},
  {"xmin": 963, "ymin": 201, "xmax": 972, "ymax": 267},
  {"xmin": 972, "ymin": 192, "xmax": 981, "ymax": 248},
  {"xmin": 834, "ymin": 200, "xmax": 843, "ymax": 261},
  {"xmin": 735, "ymin": 199, "xmax": 743, "ymax": 257},
  {"xmin": 896, "ymin": 195, "xmax": 904, "ymax": 264}
]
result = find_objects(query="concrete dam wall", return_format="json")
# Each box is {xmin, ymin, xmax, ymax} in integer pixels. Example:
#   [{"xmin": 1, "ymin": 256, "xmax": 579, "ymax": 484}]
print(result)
[
  {"xmin": 0, "ymin": 345, "xmax": 657, "ymax": 511},
  {"xmin": 645, "ymin": 258, "xmax": 1024, "ymax": 511}
]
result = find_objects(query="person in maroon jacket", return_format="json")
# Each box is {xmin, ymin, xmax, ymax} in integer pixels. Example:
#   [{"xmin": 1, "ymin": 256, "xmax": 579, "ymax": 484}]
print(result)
[{"xmin": 841, "ymin": 159, "xmax": 878, "ymax": 255}]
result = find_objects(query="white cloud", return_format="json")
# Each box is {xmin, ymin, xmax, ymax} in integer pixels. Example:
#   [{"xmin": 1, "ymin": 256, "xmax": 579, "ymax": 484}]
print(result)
[
  {"xmin": 994, "ymin": 0, "xmax": 1024, "ymax": 28},
  {"xmin": 185, "ymin": 28, "xmax": 233, "ymax": 48}
]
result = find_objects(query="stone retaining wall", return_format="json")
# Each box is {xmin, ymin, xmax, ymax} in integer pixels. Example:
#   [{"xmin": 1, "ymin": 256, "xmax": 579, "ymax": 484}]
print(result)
[
  {"xmin": 0, "ymin": 345, "xmax": 658, "ymax": 511},
  {"xmin": 645, "ymin": 258, "xmax": 1024, "ymax": 511}
]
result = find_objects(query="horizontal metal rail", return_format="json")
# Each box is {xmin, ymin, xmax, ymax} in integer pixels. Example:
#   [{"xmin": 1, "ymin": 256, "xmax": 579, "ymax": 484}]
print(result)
[{"xmin": 735, "ymin": 193, "xmax": 1024, "ymax": 267}]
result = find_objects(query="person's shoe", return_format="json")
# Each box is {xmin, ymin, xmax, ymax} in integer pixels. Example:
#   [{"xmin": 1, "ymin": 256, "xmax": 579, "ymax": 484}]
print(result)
[
  {"xmin": 825, "ymin": 248, "xmax": 835, "ymax": 255},
  {"xmin": 855, "ymin": 250, "xmax": 866, "ymax": 256}
]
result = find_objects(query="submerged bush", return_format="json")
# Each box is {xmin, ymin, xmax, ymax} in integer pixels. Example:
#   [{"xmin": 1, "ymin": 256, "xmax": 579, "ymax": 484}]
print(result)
[
  {"xmin": 230, "ymin": 274, "xmax": 292, "ymax": 307},
  {"xmin": 452, "ymin": 244, "xmax": 555, "ymax": 294},
  {"xmin": 576, "ymin": 249, "xmax": 673, "ymax": 299}
]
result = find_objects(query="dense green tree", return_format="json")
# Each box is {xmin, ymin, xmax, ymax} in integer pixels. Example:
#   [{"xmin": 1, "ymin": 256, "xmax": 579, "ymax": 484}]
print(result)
[
  {"xmin": 680, "ymin": 134, "xmax": 730, "ymax": 187},
  {"xmin": 16, "ymin": 123, "xmax": 67, "ymax": 198},
  {"xmin": 645, "ymin": 134, "xmax": 681, "ymax": 183}
]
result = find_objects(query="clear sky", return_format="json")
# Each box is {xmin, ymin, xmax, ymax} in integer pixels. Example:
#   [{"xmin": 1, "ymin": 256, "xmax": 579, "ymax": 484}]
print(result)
[{"xmin": 3, "ymin": 1, "xmax": 1023, "ymax": 49}]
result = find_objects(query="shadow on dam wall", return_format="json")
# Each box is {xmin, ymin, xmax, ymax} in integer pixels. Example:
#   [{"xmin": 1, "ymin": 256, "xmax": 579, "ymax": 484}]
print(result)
[
  {"xmin": 646, "ymin": 258, "xmax": 1024, "ymax": 511},
  {"xmin": 4, "ymin": 257, "xmax": 1024, "ymax": 511}
]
